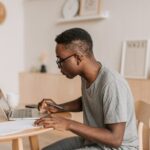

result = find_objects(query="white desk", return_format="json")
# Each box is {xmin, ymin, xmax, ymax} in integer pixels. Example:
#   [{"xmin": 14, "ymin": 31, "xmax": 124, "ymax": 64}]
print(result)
[{"xmin": 0, "ymin": 112, "xmax": 71, "ymax": 150}]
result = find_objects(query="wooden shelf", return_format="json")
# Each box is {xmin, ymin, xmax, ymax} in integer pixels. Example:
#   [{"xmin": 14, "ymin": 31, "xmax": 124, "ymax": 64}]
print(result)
[{"xmin": 57, "ymin": 11, "xmax": 109, "ymax": 23}]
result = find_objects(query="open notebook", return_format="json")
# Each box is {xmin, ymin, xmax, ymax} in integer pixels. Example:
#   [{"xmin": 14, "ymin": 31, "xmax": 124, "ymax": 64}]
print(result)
[{"xmin": 0, "ymin": 120, "xmax": 39, "ymax": 136}]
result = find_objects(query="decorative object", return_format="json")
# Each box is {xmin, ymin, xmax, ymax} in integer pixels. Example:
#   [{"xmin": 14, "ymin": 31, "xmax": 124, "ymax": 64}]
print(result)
[
  {"xmin": 120, "ymin": 40, "xmax": 150, "ymax": 79},
  {"xmin": 62, "ymin": 0, "xmax": 79, "ymax": 19},
  {"xmin": 39, "ymin": 51, "xmax": 48, "ymax": 73},
  {"xmin": 79, "ymin": 0, "xmax": 101, "ymax": 16},
  {"xmin": 0, "ymin": 2, "xmax": 6, "ymax": 24},
  {"xmin": 58, "ymin": 0, "xmax": 109, "ymax": 23},
  {"xmin": 40, "ymin": 64, "xmax": 47, "ymax": 73}
]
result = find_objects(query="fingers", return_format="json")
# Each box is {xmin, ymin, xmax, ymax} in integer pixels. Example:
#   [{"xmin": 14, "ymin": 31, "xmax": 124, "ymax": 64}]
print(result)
[
  {"xmin": 38, "ymin": 99, "xmax": 46, "ymax": 112},
  {"xmin": 34, "ymin": 114, "xmax": 70, "ymax": 131},
  {"xmin": 34, "ymin": 114, "xmax": 58, "ymax": 127},
  {"xmin": 34, "ymin": 117, "xmax": 55, "ymax": 128},
  {"xmin": 44, "ymin": 99, "xmax": 56, "ymax": 104},
  {"xmin": 43, "ymin": 99, "xmax": 60, "ymax": 113},
  {"xmin": 47, "ymin": 106, "xmax": 59, "ymax": 113},
  {"xmin": 35, "ymin": 114, "xmax": 56, "ymax": 124},
  {"xmin": 38, "ymin": 99, "xmax": 56, "ymax": 113}
]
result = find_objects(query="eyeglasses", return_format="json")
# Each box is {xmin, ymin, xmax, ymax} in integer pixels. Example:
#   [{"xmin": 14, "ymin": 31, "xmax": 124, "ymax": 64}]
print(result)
[{"xmin": 56, "ymin": 54, "xmax": 75, "ymax": 68}]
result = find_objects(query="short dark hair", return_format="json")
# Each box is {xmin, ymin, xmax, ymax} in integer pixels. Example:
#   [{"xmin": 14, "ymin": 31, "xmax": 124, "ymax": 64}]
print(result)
[{"xmin": 55, "ymin": 28, "xmax": 93, "ymax": 55}]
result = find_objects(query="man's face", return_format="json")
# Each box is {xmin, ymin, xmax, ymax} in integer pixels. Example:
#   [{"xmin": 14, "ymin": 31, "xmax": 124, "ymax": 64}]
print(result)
[{"xmin": 55, "ymin": 44, "xmax": 80, "ymax": 79}]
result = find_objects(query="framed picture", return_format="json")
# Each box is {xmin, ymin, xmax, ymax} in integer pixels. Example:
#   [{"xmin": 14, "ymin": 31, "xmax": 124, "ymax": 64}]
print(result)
[
  {"xmin": 79, "ymin": 0, "xmax": 101, "ymax": 16},
  {"xmin": 120, "ymin": 40, "xmax": 150, "ymax": 79}
]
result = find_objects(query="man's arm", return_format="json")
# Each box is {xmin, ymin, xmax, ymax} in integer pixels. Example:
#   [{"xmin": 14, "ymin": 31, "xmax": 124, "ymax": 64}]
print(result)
[
  {"xmin": 60, "ymin": 97, "xmax": 82, "ymax": 112},
  {"xmin": 68, "ymin": 121, "xmax": 126, "ymax": 148},
  {"xmin": 38, "ymin": 97, "xmax": 82, "ymax": 113},
  {"xmin": 35, "ymin": 107, "xmax": 125, "ymax": 148}
]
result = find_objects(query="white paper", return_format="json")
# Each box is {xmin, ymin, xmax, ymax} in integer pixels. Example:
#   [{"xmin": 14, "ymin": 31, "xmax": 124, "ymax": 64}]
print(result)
[{"xmin": 0, "ymin": 120, "xmax": 37, "ymax": 136}]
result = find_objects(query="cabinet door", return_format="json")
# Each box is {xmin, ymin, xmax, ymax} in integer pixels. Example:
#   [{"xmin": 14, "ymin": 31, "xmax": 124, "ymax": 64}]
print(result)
[{"xmin": 19, "ymin": 73, "xmax": 81, "ymax": 105}]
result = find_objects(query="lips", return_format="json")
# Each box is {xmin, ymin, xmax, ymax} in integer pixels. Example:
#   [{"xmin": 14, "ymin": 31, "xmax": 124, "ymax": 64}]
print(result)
[{"xmin": 61, "ymin": 71, "xmax": 65, "ymax": 75}]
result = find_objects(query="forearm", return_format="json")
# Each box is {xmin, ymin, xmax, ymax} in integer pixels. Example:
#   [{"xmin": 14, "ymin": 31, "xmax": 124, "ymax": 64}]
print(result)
[
  {"xmin": 68, "ymin": 121, "xmax": 123, "ymax": 148},
  {"xmin": 60, "ymin": 97, "xmax": 82, "ymax": 112}
]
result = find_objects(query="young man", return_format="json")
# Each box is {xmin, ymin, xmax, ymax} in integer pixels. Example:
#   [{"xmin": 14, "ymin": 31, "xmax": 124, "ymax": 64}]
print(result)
[{"xmin": 35, "ymin": 28, "xmax": 138, "ymax": 150}]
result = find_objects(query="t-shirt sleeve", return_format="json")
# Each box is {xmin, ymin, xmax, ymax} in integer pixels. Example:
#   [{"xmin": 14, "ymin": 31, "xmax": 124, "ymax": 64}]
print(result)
[{"xmin": 103, "ymin": 81, "xmax": 128, "ymax": 124}]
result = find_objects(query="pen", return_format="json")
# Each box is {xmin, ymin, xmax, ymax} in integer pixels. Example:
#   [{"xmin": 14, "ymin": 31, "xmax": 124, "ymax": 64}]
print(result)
[{"xmin": 47, "ymin": 103, "xmax": 65, "ymax": 110}]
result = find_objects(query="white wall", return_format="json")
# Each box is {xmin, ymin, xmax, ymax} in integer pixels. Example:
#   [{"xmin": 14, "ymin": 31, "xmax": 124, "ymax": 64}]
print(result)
[
  {"xmin": 0, "ymin": 0, "xmax": 149, "ymax": 100},
  {"xmin": 1, "ymin": 0, "xmax": 150, "ymax": 94},
  {"xmin": 1, "ymin": 0, "xmax": 150, "ymax": 93},
  {"xmin": 24, "ymin": 0, "xmax": 150, "ymax": 74},
  {"xmin": 0, "ymin": 0, "xmax": 24, "ymax": 93}
]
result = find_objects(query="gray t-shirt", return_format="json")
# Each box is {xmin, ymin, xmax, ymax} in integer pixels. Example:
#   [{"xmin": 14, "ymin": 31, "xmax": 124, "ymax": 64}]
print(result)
[{"xmin": 81, "ymin": 65, "xmax": 138, "ymax": 149}]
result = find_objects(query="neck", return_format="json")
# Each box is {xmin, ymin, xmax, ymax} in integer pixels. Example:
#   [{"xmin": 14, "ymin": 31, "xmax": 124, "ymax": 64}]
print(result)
[{"xmin": 81, "ymin": 58, "xmax": 101, "ymax": 87}]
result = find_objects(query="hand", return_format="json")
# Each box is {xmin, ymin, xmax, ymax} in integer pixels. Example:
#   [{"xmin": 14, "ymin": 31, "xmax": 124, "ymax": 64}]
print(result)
[
  {"xmin": 38, "ymin": 99, "xmax": 59, "ymax": 114},
  {"xmin": 34, "ymin": 114, "xmax": 72, "ymax": 131}
]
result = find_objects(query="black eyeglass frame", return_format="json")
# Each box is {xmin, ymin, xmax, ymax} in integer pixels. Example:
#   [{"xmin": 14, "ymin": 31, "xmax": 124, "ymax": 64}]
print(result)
[{"xmin": 56, "ymin": 54, "xmax": 75, "ymax": 68}]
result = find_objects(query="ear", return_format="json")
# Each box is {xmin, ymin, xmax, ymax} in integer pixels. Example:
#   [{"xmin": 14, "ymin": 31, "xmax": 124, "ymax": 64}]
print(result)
[{"xmin": 75, "ymin": 53, "xmax": 84, "ymax": 65}]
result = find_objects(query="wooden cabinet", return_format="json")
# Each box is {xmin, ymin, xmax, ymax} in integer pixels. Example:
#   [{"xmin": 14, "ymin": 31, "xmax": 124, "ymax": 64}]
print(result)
[
  {"xmin": 19, "ymin": 73, "xmax": 150, "ymax": 105},
  {"xmin": 19, "ymin": 72, "xmax": 81, "ymax": 106},
  {"xmin": 127, "ymin": 79, "xmax": 150, "ymax": 104}
]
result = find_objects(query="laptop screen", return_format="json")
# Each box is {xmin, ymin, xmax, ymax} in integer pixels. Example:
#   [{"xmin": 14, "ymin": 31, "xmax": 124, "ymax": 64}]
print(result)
[
  {"xmin": 0, "ymin": 98, "xmax": 9, "ymax": 120},
  {"xmin": 0, "ymin": 89, "xmax": 11, "ymax": 120}
]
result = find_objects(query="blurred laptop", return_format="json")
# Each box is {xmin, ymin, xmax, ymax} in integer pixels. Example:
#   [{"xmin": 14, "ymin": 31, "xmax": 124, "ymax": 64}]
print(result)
[{"xmin": 0, "ymin": 89, "xmax": 43, "ymax": 121}]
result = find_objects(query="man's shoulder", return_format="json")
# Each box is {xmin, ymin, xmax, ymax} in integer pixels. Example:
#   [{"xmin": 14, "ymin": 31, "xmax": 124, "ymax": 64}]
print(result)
[{"xmin": 99, "ymin": 66, "xmax": 128, "ymax": 88}]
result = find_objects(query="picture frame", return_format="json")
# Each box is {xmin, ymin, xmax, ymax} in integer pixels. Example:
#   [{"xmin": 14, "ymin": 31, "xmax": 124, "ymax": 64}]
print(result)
[
  {"xmin": 79, "ymin": 0, "xmax": 101, "ymax": 16},
  {"xmin": 120, "ymin": 40, "xmax": 150, "ymax": 79}
]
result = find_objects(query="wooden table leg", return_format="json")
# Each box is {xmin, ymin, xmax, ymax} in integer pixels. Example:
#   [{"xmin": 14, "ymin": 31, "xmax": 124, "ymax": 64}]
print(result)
[
  {"xmin": 12, "ymin": 138, "xmax": 23, "ymax": 150},
  {"xmin": 29, "ymin": 135, "xmax": 39, "ymax": 150}
]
